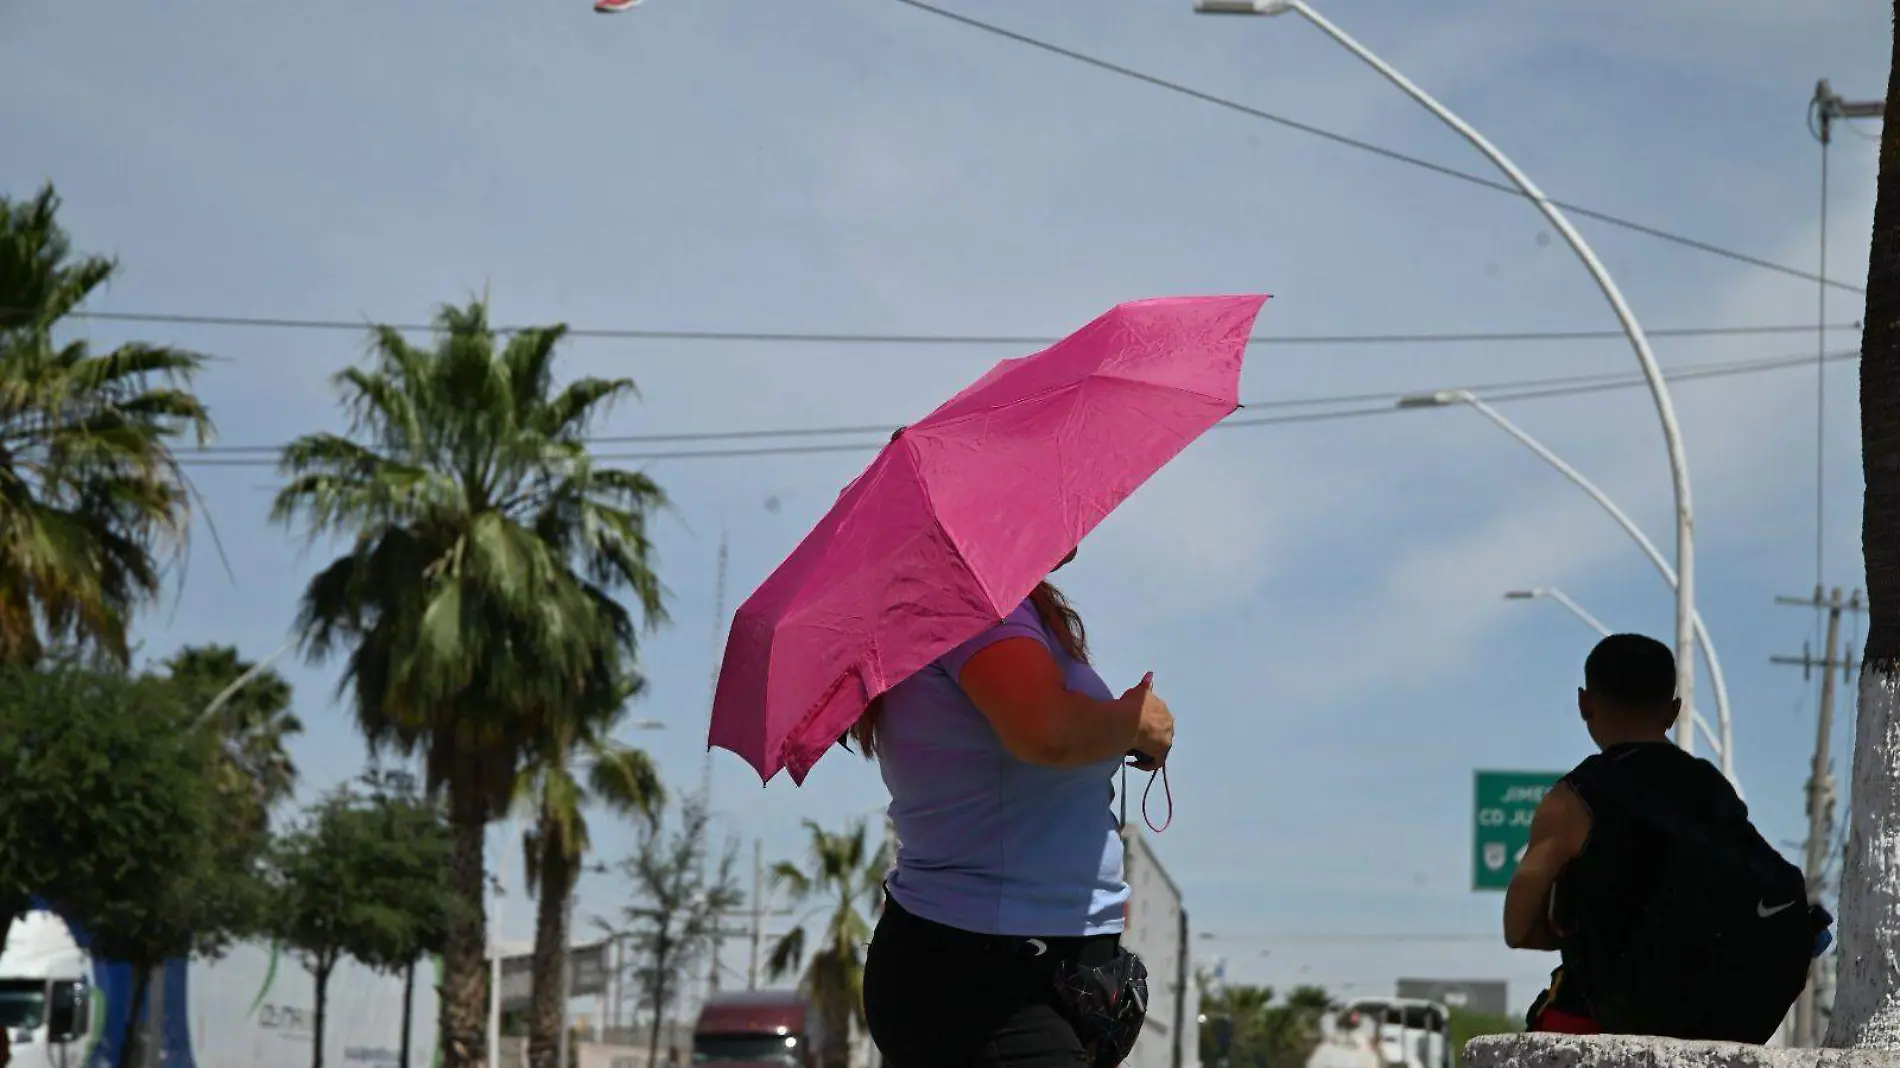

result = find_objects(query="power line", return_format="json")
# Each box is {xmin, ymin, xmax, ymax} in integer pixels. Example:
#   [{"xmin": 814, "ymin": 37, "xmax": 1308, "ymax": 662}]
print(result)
[
  {"xmin": 888, "ymin": 0, "xmax": 1868, "ymax": 296},
  {"xmin": 49, "ymin": 306, "xmax": 1860, "ymax": 348},
  {"xmin": 174, "ymin": 347, "xmax": 1857, "ymax": 468},
  {"xmin": 181, "ymin": 347, "xmax": 1839, "ymax": 454}
]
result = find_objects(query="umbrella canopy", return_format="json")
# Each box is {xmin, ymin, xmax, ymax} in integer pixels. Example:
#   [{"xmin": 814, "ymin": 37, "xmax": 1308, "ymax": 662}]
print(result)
[{"xmin": 709, "ymin": 294, "xmax": 1269, "ymax": 783}]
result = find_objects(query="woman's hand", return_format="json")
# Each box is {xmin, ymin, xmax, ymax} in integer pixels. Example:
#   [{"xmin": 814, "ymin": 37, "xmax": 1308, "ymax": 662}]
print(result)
[{"xmin": 1120, "ymin": 673, "xmax": 1173, "ymax": 769}]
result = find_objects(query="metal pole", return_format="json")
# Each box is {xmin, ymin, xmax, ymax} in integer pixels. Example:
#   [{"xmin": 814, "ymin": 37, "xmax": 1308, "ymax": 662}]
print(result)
[
  {"xmin": 1280, "ymin": 0, "xmax": 1699, "ymax": 757},
  {"xmin": 490, "ymin": 817, "xmax": 516, "ymax": 1068},
  {"xmin": 186, "ymin": 639, "xmax": 298, "ymax": 732},
  {"xmin": 143, "ymin": 638, "xmax": 304, "ymax": 1064},
  {"xmin": 1445, "ymin": 392, "xmax": 1731, "ymax": 780},
  {"xmin": 1795, "ymin": 590, "xmax": 1846, "ymax": 1047},
  {"xmin": 748, "ymin": 839, "xmax": 763, "ymax": 991},
  {"xmin": 609, "ymin": 936, "xmax": 622, "ymax": 1035},
  {"xmin": 1540, "ymin": 588, "xmax": 1611, "ymax": 638},
  {"xmin": 1508, "ymin": 588, "xmax": 1724, "ymax": 758}
]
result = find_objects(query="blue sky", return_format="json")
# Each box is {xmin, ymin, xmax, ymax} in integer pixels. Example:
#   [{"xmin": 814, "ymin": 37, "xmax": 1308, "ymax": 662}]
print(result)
[{"xmin": 2, "ymin": 0, "xmax": 1889, "ymax": 1014}]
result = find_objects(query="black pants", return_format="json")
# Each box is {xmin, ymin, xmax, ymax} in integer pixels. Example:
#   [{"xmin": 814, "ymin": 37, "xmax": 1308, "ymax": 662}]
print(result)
[{"xmin": 863, "ymin": 896, "xmax": 1119, "ymax": 1067}]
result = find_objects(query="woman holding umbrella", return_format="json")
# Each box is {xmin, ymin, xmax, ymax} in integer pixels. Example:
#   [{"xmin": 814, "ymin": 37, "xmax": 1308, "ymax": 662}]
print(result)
[
  {"xmin": 704, "ymin": 295, "xmax": 1268, "ymax": 1067},
  {"xmin": 851, "ymin": 543, "xmax": 1175, "ymax": 1066}
]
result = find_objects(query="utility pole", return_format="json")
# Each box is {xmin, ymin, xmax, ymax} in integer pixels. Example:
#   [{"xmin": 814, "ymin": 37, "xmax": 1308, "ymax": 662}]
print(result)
[
  {"xmin": 749, "ymin": 839, "xmax": 764, "ymax": 990},
  {"xmin": 699, "ymin": 534, "xmax": 730, "ymax": 1014},
  {"xmin": 1773, "ymin": 586, "xmax": 1866, "ymax": 1047},
  {"xmin": 1807, "ymin": 82, "xmax": 1883, "ymax": 599}
]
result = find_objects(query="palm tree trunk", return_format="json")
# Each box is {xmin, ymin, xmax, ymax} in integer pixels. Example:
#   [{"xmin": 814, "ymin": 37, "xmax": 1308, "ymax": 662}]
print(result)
[
  {"xmin": 1827, "ymin": 6, "xmax": 1900, "ymax": 1049},
  {"xmin": 528, "ymin": 823, "xmax": 574, "ymax": 1068},
  {"xmin": 822, "ymin": 997, "xmax": 850, "ymax": 1068},
  {"xmin": 401, "ymin": 957, "xmax": 417, "ymax": 1068},
  {"xmin": 441, "ymin": 770, "xmax": 492, "ymax": 1068}
]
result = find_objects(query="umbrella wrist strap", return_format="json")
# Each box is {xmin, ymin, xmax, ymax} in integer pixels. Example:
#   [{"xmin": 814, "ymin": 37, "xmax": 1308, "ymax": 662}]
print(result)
[{"xmin": 1140, "ymin": 765, "xmax": 1173, "ymax": 834}]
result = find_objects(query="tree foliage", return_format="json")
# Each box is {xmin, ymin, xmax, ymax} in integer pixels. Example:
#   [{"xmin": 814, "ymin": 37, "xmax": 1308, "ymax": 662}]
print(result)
[
  {"xmin": 162, "ymin": 643, "xmax": 303, "ymax": 809},
  {"xmin": 160, "ymin": 643, "xmax": 304, "ymax": 876},
  {"xmin": 0, "ymin": 183, "xmax": 213, "ymax": 669},
  {"xmin": 520, "ymin": 677, "xmax": 665, "ymax": 1068},
  {"xmin": 607, "ymin": 794, "xmax": 741, "ymax": 1068},
  {"xmin": 273, "ymin": 300, "xmax": 669, "ymax": 1068},
  {"xmin": 765, "ymin": 818, "xmax": 890, "ymax": 1068},
  {"xmin": 268, "ymin": 780, "xmax": 457, "ymax": 1068},
  {"xmin": 1199, "ymin": 983, "xmax": 1336, "ymax": 1068},
  {"xmin": 0, "ymin": 658, "xmax": 262, "ymax": 1068}
]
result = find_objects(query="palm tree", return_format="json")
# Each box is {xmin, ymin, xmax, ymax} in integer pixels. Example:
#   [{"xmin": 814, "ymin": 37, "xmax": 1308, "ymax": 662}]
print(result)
[
  {"xmin": 766, "ymin": 819, "xmax": 891, "ymax": 1068},
  {"xmin": 1201, "ymin": 983, "xmax": 1275, "ymax": 1068},
  {"xmin": 519, "ymin": 677, "xmax": 665, "ymax": 1068},
  {"xmin": 1827, "ymin": 14, "xmax": 1900, "ymax": 1049},
  {"xmin": 1197, "ymin": 984, "xmax": 1332, "ymax": 1068},
  {"xmin": 272, "ymin": 300, "xmax": 668, "ymax": 1068},
  {"xmin": 161, "ymin": 644, "xmax": 304, "ymax": 817},
  {"xmin": 0, "ymin": 184, "xmax": 212, "ymax": 668}
]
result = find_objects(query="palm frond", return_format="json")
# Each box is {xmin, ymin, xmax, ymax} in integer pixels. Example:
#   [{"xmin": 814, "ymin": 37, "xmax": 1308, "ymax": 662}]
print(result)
[
  {"xmin": 583, "ymin": 744, "xmax": 664, "ymax": 829},
  {"xmin": 765, "ymin": 926, "xmax": 806, "ymax": 981}
]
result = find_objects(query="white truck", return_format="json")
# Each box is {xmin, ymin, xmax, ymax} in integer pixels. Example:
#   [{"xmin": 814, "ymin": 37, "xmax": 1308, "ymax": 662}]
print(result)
[
  {"xmin": 1305, "ymin": 998, "xmax": 1452, "ymax": 1068},
  {"xmin": 1119, "ymin": 826, "xmax": 1198, "ymax": 1068},
  {"xmin": 0, "ymin": 909, "xmax": 436, "ymax": 1068}
]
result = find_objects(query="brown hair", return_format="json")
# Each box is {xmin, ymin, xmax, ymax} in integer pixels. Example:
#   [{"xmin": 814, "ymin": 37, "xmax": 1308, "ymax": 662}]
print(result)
[{"xmin": 846, "ymin": 581, "xmax": 1088, "ymax": 759}]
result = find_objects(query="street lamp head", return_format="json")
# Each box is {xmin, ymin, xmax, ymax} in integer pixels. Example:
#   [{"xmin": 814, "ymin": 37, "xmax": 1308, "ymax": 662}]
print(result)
[
  {"xmin": 1503, "ymin": 589, "xmax": 1545, "ymax": 601},
  {"xmin": 1192, "ymin": 0, "xmax": 1294, "ymax": 14},
  {"xmin": 631, "ymin": 718, "xmax": 667, "ymax": 730},
  {"xmin": 1394, "ymin": 390, "xmax": 1465, "ymax": 410}
]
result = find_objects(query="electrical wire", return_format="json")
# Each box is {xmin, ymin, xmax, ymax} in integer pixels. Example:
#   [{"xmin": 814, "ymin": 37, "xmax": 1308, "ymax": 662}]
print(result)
[
  {"xmin": 174, "ymin": 347, "xmax": 1853, "ymax": 456},
  {"xmin": 173, "ymin": 347, "xmax": 1858, "ymax": 468},
  {"xmin": 889, "ymin": 0, "xmax": 1867, "ymax": 296},
  {"xmin": 45, "ymin": 307, "xmax": 1857, "ymax": 348}
]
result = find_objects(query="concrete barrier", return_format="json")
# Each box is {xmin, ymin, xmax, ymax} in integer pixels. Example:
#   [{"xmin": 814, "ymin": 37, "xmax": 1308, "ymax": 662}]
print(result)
[{"xmin": 1463, "ymin": 1033, "xmax": 1900, "ymax": 1068}]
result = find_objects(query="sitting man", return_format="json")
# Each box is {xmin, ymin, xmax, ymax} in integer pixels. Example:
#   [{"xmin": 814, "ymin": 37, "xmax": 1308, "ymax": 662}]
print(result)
[{"xmin": 1506, "ymin": 634, "xmax": 1829, "ymax": 1042}]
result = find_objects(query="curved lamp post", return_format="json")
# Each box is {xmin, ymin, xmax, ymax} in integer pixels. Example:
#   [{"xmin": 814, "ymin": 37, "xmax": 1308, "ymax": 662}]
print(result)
[
  {"xmin": 1504, "ymin": 586, "xmax": 1612, "ymax": 639},
  {"xmin": 1192, "ymin": 0, "xmax": 1700, "ymax": 758},
  {"xmin": 1504, "ymin": 588, "xmax": 1728, "ymax": 773},
  {"xmin": 1400, "ymin": 390, "xmax": 1733, "ymax": 783}
]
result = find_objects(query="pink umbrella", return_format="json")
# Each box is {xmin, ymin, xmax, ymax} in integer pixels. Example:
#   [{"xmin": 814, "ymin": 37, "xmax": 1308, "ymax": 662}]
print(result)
[{"xmin": 709, "ymin": 294, "xmax": 1269, "ymax": 784}]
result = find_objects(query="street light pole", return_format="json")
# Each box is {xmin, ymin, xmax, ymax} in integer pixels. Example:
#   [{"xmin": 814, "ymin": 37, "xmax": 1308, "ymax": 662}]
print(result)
[
  {"xmin": 490, "ymin": 817, "xmax": 517, "ymax": 1068},
  {"xmin": 1400, "ymin": 390, "xmax": 1732, "ymax": 782},
  {"xmin": 1504, "ymin": 589, "xmax": 1725, "ymax": 760},
  {"xmin": 186, "ymin": 638, "xmax": 298, "ymax": 733},
  {"xmin": 1195, "ymin": 0, "xmax": 1699, "ymax": 761},
  {"xmin": 133, "ymin": 636, "xmax": 306, "ymax": 1068},
  {"xmin": 1504, "ymin": 587, "xmax": 1611, "ymax": 638}
]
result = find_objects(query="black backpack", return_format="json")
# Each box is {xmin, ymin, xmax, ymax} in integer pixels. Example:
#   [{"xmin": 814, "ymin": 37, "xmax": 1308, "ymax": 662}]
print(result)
[{"xmin": 1565, "ymin": 761, "xmax": 1826, "ymax": 1043}]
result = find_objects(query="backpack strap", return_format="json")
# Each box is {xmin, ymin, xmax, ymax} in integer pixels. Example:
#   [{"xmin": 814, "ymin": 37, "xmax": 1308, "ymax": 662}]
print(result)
[{"xmin": 1567, "ymin": 747, "xmax": 1721, "ymax": 844}]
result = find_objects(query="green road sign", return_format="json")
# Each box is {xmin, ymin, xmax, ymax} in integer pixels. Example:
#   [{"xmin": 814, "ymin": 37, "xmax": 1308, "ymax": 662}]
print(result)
[{"xmin": 1472, "ymin": 770, "xmax": 1564, "ymax": 891}]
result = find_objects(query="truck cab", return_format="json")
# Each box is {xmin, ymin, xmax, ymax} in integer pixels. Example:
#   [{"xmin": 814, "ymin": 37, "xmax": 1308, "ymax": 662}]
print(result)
[
  {"xmin": 0, "ymin": 913, "xmax": 94, "ymax": 1068},
  {"xmin": 691, "ymin": 990, "xmax": 821, "ymax": 1068},
  {"xmin": 1307, "ymin": 998, "xmax": 1451, "ymax": 1068}
]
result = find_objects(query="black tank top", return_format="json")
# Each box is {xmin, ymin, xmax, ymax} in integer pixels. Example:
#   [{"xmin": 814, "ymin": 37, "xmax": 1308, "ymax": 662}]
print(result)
[{"xmin": 1546, "ymin": 742, "xmax": 1742, "ymax": 1017}]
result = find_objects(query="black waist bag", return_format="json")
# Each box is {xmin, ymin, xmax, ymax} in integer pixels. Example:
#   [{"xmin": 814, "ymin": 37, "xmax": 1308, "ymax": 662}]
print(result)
[
  {"xmin": 1051, "ymin": 948, "xmax": 1149, "ymax": 1068},
  {"xmin": 1571, "ymin": 767, "xmax": 1821, "ymax": 1043}
]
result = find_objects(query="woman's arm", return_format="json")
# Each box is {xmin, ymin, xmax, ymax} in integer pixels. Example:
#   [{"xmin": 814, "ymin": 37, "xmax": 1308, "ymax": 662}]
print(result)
[{"xmin": 954, "ymin": 638, "xmax": 1142, "ymax": 768}]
